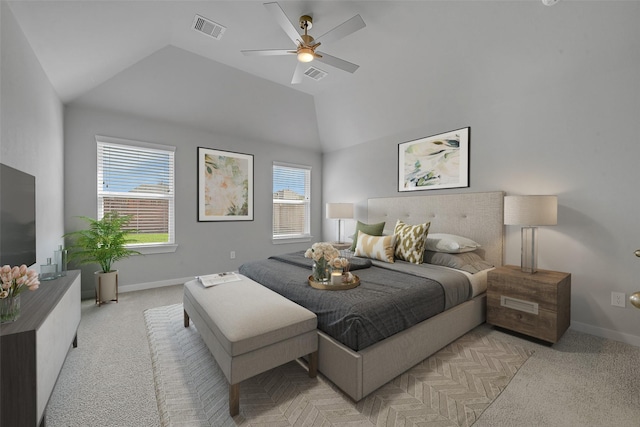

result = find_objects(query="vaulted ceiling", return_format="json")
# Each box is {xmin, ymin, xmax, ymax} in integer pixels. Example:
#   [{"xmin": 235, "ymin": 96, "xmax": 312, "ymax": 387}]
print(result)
[{"xmin": 8, "ymin": 1, "xmax": 615, "ymax": 152}]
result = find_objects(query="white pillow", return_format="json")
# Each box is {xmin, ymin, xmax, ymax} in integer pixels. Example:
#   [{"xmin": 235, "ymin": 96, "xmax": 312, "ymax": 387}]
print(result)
[{"xmin": 424, "ymin": 233, "xmax": 481, "ymax": 254}]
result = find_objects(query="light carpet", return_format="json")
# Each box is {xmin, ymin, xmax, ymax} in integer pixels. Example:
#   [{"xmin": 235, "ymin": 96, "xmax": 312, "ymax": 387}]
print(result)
[{"xmin": 144, "ymin": 304, "xmax": 533, "ymax": 427}]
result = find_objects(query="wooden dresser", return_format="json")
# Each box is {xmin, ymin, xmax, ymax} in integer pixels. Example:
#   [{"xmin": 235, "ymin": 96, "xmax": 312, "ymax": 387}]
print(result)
[
  {"xmin": 0, "ymin": 270, "xmax": 81, "ymax": 426},
  {"xmin": 487, "ymin": 265, "xmax": 571, "ymax": 343}
]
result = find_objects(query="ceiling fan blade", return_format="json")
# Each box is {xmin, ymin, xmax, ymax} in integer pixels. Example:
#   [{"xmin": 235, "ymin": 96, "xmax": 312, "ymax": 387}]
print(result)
[
  {"xmin": 241, "ymin": 49, "xmax": 295, "ymax": 56},
  {"xmin": 291, "ymin": 62, "xmax": 305, "ymax": 85},
  {"xmin": 264, "ymin": 2, "xmax": 300, "ymax": 45},
  {"xmin": 315, "ymin": 14, "xmax": 366, "ymax": 45},
  {"xmin": 315, "ymin": 51, "xmax": 359, "ymax": 73}
]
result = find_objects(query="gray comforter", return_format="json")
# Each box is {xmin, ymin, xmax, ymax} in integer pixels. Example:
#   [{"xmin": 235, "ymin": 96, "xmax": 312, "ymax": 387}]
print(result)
[{"xmin": 238, "ymin": 251, "xmax": 471, "ymax": 351}]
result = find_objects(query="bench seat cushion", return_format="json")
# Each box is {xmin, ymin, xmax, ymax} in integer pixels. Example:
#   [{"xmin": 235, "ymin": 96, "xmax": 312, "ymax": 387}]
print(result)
[{"xmin": 184, "ymin": 277, "xmax": 317, "ymax": 357}]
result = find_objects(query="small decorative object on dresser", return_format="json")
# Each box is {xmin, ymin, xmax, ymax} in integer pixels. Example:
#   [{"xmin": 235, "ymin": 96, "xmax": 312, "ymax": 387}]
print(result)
[
  {"xmin": 487, "ymin": 265, "xmax": 571, "ymax": 343},
  {"xmin": 0, "ymin": 264, "xmax": 40, "ymax": 323}
]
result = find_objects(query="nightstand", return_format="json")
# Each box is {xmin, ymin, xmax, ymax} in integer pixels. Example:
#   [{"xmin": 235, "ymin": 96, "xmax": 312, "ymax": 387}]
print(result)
[
  {"xmin": 330, "ymin": 242, "xmax": 352, "ymax": 250},
  {"xmin": 487, "ymin": 265, "xmax": 571, "ymax": 343}
]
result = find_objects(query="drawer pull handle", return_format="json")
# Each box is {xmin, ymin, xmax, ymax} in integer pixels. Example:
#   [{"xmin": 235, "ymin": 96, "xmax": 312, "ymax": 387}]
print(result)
[{"xmin": 501, "ymin": 295, "xmax": 539, "ymax": 315}]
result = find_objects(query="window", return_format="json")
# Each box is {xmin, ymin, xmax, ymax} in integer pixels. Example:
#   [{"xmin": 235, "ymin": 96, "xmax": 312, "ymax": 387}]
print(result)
[
  {"xmin": 273, "ymin": 162, "xmax": 311, "ymax": 242},
  {"xmin": 96, "ymin": 135, "xmax": 177, "ymax": 254}
]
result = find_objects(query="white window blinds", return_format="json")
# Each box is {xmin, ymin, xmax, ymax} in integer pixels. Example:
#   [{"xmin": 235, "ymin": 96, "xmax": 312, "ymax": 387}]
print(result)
[
  {"xmin": 273, "ymin": 162, "xmax": 311, "ymax": 240},
  {"xmin": 96, "ymin": 136, "xmax": 175, "ymax": 246}
]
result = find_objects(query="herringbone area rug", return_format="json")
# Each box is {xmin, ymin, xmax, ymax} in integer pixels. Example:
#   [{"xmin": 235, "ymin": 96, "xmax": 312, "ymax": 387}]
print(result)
[{"xmin": 144, "ymin": 304, "xmax": 533, "ymax": 427}]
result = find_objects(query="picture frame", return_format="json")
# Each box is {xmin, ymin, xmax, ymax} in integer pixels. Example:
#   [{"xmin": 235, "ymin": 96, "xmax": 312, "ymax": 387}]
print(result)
[
  {"xmin": 197, "ymin": 147, "xmax": 253, "ymax": 221},
  {"xmin": 398, "ymin": 127, "xmax": 470, "ymax": 192}
]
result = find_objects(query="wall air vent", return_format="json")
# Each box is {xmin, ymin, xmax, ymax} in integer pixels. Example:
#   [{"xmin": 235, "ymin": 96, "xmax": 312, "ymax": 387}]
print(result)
[
  {"xmin": 304, "ymin": 66, "xmax": 328, "ymax": 81},
  {"xmin": 192, "ymin": 15, "xmax": 226, "ymax": 40}
]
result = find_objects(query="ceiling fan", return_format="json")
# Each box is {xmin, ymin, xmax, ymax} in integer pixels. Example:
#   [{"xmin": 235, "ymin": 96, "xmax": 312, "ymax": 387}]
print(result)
[{"xmin": 241, "ymin": 2, "xmax": 366, "ymax": 84}]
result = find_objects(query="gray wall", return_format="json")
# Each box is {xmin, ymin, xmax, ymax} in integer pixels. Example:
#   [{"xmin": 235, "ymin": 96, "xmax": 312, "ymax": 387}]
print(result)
[
  {"xmin": 321, "ymin": 2, "xmax": 640, "ymax": 346},
  {"xmin": 64, "ymin": 105, "xmax": 322, "ymax": 297},
  {"xmin": 1, "ymin": 3, "xmax": 65, "ymax": 268}
]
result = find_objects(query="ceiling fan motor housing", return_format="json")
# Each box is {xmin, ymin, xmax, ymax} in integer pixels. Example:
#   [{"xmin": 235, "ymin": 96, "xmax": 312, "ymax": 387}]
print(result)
[{"xmin": 299, "ymin": 15, "xmax": 313, "ymax": 30}]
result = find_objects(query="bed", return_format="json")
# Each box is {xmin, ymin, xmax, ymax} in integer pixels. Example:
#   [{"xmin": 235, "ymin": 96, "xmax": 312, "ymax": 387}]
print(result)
[{"xmin": 240, "ymin": 191, "xmax": 504, "ymax": 401}]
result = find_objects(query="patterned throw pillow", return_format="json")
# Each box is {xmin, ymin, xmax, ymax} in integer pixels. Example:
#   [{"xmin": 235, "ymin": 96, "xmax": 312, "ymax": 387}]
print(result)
[
  {"xmin": 354, "ymin": 231, "xmax": 396, "ymax": 263},
  {"xmin": 350, "ymin": 221, "xmax": 386, "ymax": 251},
  {"xmin": 394, "ymin": 219, "xmax": 431, "ymax": 264}
]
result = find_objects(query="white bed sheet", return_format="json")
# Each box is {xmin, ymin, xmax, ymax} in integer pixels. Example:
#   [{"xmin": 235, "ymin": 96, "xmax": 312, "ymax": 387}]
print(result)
[{"xmin": 425, "ymin": 263, "xmax": 492, "ymax": 298}]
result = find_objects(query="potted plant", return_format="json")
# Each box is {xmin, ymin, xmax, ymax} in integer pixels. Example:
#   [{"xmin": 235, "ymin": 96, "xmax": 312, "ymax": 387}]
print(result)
[{"xmin": 64, "ymin": 212, "xmax": 140, "ymax": 305}]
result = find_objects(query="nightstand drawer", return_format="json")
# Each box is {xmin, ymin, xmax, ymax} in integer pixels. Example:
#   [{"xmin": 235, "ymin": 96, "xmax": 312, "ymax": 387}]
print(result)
[
  {"xmin": 487, "ymin": 270, "xmax": 568, "ymax": 311},
  {"xmin": 487, "ymin": 294, "xmax": 563, "ymax": 342}
]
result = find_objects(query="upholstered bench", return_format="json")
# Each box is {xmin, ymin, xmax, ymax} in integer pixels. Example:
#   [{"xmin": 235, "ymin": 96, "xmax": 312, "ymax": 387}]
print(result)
[{"xmin": 183, "ymin": 275, "xmax": 318, "ymax": 416}]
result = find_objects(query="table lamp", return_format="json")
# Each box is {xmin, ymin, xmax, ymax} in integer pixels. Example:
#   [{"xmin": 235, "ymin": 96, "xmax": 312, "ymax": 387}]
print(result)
[
  {"xmin": 326, "ymin": 203, "xmax": 354, "ymax": 244},
  {"xmin": 504, "ymin": 195, "xmax": 557, "ymax": 273}
]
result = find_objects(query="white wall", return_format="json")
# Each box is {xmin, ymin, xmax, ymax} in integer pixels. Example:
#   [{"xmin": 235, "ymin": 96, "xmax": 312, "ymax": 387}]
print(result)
[
  {"xmin": 321, "ymin": 2, "xmax": 640, "ymax": 346},
  {"xmin": 1, "ymin": 2, "xmax": 65, "ymax": 269},
  {"xmin": 64, "ymin": 105, "xmax": 322, "ymax": 297}
]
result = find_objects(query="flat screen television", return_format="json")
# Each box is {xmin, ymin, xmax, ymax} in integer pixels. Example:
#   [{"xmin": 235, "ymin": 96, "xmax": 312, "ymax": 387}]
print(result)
[{"xmin": 0, "ymin": 163, "xmax": 37, "ymax": 267}]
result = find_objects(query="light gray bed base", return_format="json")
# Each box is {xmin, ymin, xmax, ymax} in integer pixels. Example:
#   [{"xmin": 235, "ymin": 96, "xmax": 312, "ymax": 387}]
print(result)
[{"xmin": 316, "ymin": 191, "xmax": 504, "ymax": 401}]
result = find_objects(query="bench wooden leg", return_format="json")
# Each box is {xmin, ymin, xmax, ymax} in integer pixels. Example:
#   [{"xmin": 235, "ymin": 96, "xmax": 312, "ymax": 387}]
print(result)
[
  {"xmin": 308, "ymin": 350, "xmax": 318, "ymax": 378},
  {"xmin": 183, "ymin": 310, "xmax": 190, "ymax": 327},
  {"xmin": 229, "ymin": 383, "xmax": 240, "ymax": 416}
]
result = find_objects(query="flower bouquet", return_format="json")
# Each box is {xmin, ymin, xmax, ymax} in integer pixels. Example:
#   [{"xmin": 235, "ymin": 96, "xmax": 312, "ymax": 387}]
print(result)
[
  {"xmin": 304, "ymin": 242, "xmax": 340, "ymax": 283},
  {"xmin": 0, "ymin": 264, "xmax": 40, "ymax": 322}
]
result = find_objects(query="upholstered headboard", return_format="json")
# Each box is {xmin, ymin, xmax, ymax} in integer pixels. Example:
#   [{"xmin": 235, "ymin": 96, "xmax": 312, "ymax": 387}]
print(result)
[{"xmin": 367, "ymin": 191, "xmax": 504, "ymax": 267}]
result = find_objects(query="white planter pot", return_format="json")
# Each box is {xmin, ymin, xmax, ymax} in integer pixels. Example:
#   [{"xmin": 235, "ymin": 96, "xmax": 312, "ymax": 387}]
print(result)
[{"xmin": 95, "ymin": 270, "xmax": 118, "ymax": 305}]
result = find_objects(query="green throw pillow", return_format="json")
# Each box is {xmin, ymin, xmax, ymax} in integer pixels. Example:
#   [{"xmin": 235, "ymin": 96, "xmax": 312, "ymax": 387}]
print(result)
[{"xmin": 350, "ymin": 221, "xmax": 386, "ymax": 251}]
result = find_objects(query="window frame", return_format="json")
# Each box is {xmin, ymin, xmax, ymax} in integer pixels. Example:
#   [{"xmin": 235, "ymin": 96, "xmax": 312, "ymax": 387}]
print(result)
[
  {"xmin": 96, "ymin": 135, "xmax": 177, "ymax": 255},
  {"xmin": 272, "ymin": 161, "xmax": 312, "ymax": 244}
]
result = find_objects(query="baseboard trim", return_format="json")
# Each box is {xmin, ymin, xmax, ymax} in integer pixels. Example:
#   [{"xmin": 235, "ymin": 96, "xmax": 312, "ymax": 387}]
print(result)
[
  {"xmin": 120, "ymin": 276, "xmax": 193, "ymax": 293},
  {"xmin": 571, "ymin": 321, "xmax": 640, "ymax": 348},
  {"xmin": 81, "ymin": 276, "xmax": 192, "ymax": 300}
]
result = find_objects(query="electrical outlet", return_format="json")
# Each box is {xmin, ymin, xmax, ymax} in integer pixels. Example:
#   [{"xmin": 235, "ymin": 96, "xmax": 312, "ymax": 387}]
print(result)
[
  {"xmin": 230, "ymin": 251, "xmax": 236, "ymax": 260},
  {"xmin": 611, "ymin": 292, "xmax": 626, "ymax": 308}
]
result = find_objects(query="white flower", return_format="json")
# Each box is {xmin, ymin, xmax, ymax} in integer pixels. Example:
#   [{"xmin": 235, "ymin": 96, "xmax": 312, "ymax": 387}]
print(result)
[{"xmin": 304, "ymin": 242, "xmax": 339, "ymax": 263}]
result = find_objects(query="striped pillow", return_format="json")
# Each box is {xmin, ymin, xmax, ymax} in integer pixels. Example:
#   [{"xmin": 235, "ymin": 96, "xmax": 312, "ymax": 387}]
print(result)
[
  {"xmin": 354, "ymin": 231, "xmax": 396, "ymax": 263},
  {"xmin": 394, "ymin": 219, "xmax": 431, "ymax": 264}
]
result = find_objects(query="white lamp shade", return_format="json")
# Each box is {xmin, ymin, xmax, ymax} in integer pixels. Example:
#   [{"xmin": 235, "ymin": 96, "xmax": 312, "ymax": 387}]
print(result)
[
  {"xmin": 504, "ymin": 195, "xmax": 557, "ymax": 226},
  {"xmin": 326, "ymin": 203, "xmax": 354, "ymax": 219}
]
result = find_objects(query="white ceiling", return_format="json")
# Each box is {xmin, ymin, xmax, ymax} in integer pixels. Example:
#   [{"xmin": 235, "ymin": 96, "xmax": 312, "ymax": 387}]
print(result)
[
  {"xmin": 7, "ymin": 0, "xmax": 594, "ymax": 152},
  {"xmin": 8, "ymin": 1, "xmax": 376, "ymax": 100}
]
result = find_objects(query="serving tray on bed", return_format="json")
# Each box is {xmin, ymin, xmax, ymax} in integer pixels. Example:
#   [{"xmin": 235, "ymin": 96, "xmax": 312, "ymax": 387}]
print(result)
[{"xmin": 308, "ymin": 275, "xmax": 360, "ymax": 290}]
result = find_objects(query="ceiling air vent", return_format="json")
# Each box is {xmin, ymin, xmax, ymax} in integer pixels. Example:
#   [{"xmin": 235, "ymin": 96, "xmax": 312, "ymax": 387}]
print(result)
[
  {"xmin": 304, "ymin": 66, "xmax": 328, "ymax": 81},
  {"xmin": 192, "ymin": 15, "xmax": 226, "ymax": 40}
]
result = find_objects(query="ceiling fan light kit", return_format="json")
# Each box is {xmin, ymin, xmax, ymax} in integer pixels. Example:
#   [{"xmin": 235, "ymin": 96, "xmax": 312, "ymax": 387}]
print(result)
[
  {"xmin": 241, "ymin": 2, "xmax": 366, "ymax": 84},
  {"xmin": 297, "ymin": 48, "xmax": 315, "ymax": 63}
]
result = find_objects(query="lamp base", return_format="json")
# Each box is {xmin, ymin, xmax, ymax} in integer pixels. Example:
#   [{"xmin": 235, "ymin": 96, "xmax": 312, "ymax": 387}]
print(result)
[{"xmin": 521, "ymin": 226, "xmax": 538, "ymax": 273}]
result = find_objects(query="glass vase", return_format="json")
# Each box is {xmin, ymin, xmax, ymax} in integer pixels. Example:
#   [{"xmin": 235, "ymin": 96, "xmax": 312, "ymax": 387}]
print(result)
[
  {"xmin": 312, "ymin": 260, "xmax": 332, "ymax": 283},
  {"xmin": 0, "ymin": 294, "xmax": 21, "ymax": 323}
]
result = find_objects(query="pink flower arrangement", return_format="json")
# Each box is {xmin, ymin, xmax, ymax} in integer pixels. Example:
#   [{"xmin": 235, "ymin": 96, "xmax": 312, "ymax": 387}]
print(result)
[{"xmin": 0, "ymin": 264, "xmax": 40, "ymax": 299}]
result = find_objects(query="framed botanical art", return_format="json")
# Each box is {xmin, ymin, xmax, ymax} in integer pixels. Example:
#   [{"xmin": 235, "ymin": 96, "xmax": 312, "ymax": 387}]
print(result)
[
  {"xmin": 198, "ymin": 147, "xmax": 253, "ymax": 221},
  {"xmin": 398, "ymin": 127, "xmax": 470, "ymax": 192}
]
